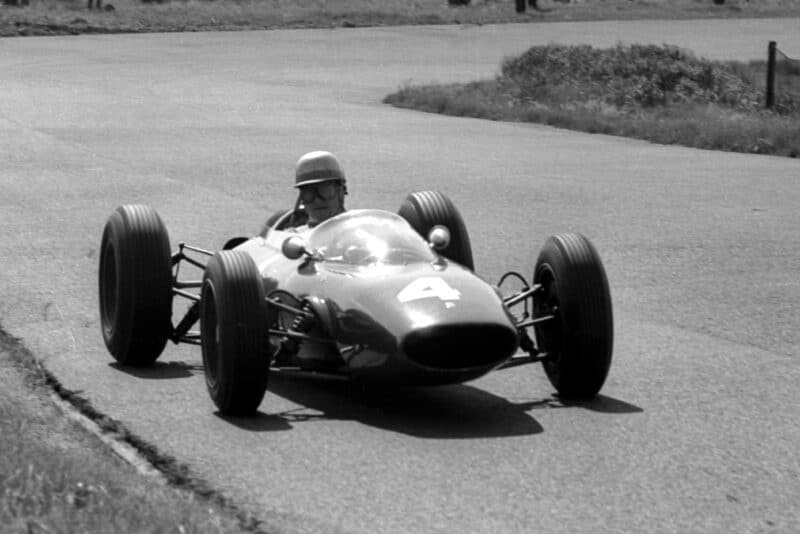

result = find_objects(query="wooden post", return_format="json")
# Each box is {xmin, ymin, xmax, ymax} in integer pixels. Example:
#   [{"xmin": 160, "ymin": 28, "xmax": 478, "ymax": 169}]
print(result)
[{"xmin": 766, "ymin": 41, "xmax": 776, "ymax": 109}]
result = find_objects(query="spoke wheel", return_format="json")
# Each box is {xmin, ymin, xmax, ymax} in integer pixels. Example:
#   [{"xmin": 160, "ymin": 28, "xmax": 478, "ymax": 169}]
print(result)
[
  {"xmin": 201, "ymin": 283, "xmax": 221, "ymax": 393},
  {"xmin": 99, "ymin": 241, "xmax": 118, "ymax": 338},
  {"xmin": 532, "ymin": 267, "xmax": 562, "ymax": 361}
]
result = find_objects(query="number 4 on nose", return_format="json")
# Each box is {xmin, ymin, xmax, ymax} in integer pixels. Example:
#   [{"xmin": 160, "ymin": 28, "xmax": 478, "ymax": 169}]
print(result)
[{"xmin": 397, "ymin": 277, "xmax": 461, "ymax": 303}]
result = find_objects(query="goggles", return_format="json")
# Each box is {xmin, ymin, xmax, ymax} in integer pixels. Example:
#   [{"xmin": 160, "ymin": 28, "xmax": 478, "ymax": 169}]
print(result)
[{"xmin": 299, "ymin": 182, "xmax": 339, "ymax": 203}]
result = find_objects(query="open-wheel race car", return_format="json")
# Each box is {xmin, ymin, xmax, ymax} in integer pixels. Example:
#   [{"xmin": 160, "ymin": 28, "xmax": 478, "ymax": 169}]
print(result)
[{"xmin": 99, "ymin": 192, "xmax": 613, "ymax": 415}]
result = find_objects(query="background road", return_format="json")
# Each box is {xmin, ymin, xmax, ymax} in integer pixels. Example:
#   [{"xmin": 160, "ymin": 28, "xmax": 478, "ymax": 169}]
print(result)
[{"xmin": 1, "ymin": 19, "xmax": 799, "ymax": 533}]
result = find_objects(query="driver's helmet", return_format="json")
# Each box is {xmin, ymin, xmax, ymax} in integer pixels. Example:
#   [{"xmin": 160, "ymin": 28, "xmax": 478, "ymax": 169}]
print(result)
[{"xmin": 294, "ymin": 151, "xmax": 346, "ymax": 188}]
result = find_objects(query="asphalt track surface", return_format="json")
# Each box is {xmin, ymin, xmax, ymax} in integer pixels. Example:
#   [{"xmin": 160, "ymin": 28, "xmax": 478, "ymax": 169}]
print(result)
[{"xmin": 1, "ymin": 18, "xmax": 799, "ymax": 534}]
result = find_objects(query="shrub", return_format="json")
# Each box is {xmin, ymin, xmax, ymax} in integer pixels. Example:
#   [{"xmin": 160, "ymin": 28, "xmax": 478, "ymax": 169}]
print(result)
[
  {"xmin": 385, "ymin": 43, "xmax": 800, "ymax": 157},
  {"xmin": 501, "ymin": 43, "xmax": 765, "ymax": 111}
]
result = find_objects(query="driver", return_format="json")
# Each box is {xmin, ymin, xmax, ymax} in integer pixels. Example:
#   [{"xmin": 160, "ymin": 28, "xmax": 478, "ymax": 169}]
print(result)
[
  {"xmin": 262, "ymin": 151, "xmax": 348, "ymax": 234},
  {"xmin": 295, "ymin": 150, "xmax": 347, "ymax": 228}
]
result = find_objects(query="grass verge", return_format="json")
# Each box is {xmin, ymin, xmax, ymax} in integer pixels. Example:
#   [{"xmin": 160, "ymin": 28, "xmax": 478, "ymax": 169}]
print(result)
[
  {"xmin": 0, "ymin": 327, "xmax": 268, "ymax": 534},
  {"xmin": 384, "ymin": 43, "xmax": 800, "ymax": 157},
  {"xmin": 2, "ymin": 0, "xmax": 800, "ymax": 37}
]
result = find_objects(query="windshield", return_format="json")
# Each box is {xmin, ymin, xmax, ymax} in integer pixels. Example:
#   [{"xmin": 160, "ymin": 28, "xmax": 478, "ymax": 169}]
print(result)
[{"xmin": 307, "ymin": 210, "xmax": 435, "ymax": 266}]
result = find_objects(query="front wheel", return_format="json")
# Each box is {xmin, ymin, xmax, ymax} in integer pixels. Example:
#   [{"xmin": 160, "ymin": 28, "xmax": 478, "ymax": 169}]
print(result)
[
  {"xmin": 201, "ymin": 250, "xmax": 274, "ymax": 415},
  {"xmin": 98, "ymin": 205, "xmax": 172, "ymax": 366},
  {"xmin": 533, "ymin": 233, "xmax": 613, "ymax": 399}
]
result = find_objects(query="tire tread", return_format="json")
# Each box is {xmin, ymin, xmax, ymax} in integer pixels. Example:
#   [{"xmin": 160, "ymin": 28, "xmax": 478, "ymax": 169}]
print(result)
[
  {"xmin": 202, "ymin": 250, "xmax": 271, "ymax": 415},
  {"xmin": 398, "ymin": 190, "xmax": 474, "ymax": 270},
  {"xmin": 99, "ymin": 204, "xmax": 172, "ymax": 366},
  {"xmin": 535, "ymin": 233, "xmax": 613, "ymax": 398}
]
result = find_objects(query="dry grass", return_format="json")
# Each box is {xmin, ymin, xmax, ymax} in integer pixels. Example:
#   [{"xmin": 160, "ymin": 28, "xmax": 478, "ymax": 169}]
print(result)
[
  {"xmin": 0, "ymin": 331, "xmax": 259, "ymax": 534},
  {"xmin": 2, "ymin": 0, "xmax": 800, "ymax": 36}
]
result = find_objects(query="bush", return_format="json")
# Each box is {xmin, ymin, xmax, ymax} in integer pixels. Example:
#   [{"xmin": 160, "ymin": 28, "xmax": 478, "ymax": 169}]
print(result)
[
  {"xmin": 501, "ymin": 43, "xmax": 765, "ymax": 111},
  {"xmin": 384, "ymin": 43, "xmax": 800, "ymax": 157}
]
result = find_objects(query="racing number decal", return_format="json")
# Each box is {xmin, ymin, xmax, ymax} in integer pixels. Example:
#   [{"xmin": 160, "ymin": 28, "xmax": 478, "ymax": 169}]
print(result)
[{"xmin": 397, "ymin": 277, "xmax": 461, "ymax": 303}]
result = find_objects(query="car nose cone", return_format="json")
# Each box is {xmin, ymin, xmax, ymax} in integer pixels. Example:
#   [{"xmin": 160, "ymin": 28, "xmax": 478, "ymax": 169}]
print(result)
[{"xmin": 401, "ymin": 323, "xmax": 519, "ymax": 370}]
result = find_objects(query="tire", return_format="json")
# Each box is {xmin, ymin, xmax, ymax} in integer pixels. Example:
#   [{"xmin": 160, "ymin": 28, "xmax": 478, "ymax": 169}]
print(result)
[
  {"xmin": 260, "ymin": 209, "xmax": 308, "ymax": 235},
  {"xmin": 201, "ymin": 250, "xmax": 274, "ymax": 415},
  {"xmin": 533, "ymin": 233, "xmax": 613, "ymax": 399},
  {"xmin": 398, "ymin": 191, "xmax": 474, "ymax": 270},
  {"xmin": 222, "ymin": 236, "xmax": 249, "ymax": 250},
  {"xmin": 263, "ymin": 209, "xmax": 287, "ymax": 231},
  {"xmin": 98, "ymin": 205, "xmax": 172, "ymax": 366}
]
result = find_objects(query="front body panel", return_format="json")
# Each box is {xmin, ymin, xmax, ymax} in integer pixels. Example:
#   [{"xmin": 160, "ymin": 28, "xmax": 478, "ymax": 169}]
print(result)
[{"xmin": 235, "ymin": 211, "xmax": 519, "ymax": 385}]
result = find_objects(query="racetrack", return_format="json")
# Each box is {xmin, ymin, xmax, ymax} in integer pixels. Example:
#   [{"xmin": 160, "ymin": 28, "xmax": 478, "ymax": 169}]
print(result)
[{"xmin": 1, "ymin": 19, "xmax": 799, "ymax": 533}]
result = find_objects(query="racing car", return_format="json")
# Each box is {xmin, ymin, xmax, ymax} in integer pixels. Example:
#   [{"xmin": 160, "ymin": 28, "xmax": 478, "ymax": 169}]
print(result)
[{"xmin": 98, "ymin": 191, "xmax": 613, "ymax": 415}]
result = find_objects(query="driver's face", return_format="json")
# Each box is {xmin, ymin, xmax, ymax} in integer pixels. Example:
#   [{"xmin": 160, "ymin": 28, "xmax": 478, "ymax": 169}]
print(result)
[{"xmin": 300, "ymin": 182, "xmax": 343, "ymax": 225}]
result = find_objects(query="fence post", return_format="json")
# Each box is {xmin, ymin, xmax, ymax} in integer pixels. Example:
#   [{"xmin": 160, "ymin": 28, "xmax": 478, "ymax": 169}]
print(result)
[
  {"xmin": 516, "ymin": 0, "xmax": 526, "ymax": 12},
  {"xmin": 766, "ymin": 41, "xmax": 776, "ymax": 109}
]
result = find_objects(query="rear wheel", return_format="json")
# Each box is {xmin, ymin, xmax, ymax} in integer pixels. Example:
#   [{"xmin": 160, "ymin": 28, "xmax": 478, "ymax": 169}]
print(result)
[
  {"xmin": 201, "ymin": 250, "xmax": 274, "ymax": 415},
  {"xmin": 398, "ymin": 190, "xmax": 474, "ymax": 270},
  {"xmin": 533, "ymin": 233, "xmax": 613, "ymax": 398},
  {"xmin": 260, "ymin": 208, "xmax": 308, "ymax": 235},
  {"xmin": 98, "ymin": 205, "xmax": 172, "ymax": 366}
]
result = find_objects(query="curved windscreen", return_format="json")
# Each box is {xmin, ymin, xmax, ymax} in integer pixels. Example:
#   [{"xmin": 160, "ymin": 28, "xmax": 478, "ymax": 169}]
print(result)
[{"xmin": 307, "ymin": 210, "xmax": 435, "ymax": 266}]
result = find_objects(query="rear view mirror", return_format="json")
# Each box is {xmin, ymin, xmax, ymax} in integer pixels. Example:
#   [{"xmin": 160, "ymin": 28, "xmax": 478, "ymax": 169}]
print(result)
[
  {"xmin": 281, "ymin": 236, "xmax": 311, "ymax": 260},
  {"xmin": 427, "ymin": 225, "xmax": 450, "ymax": 251}
]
